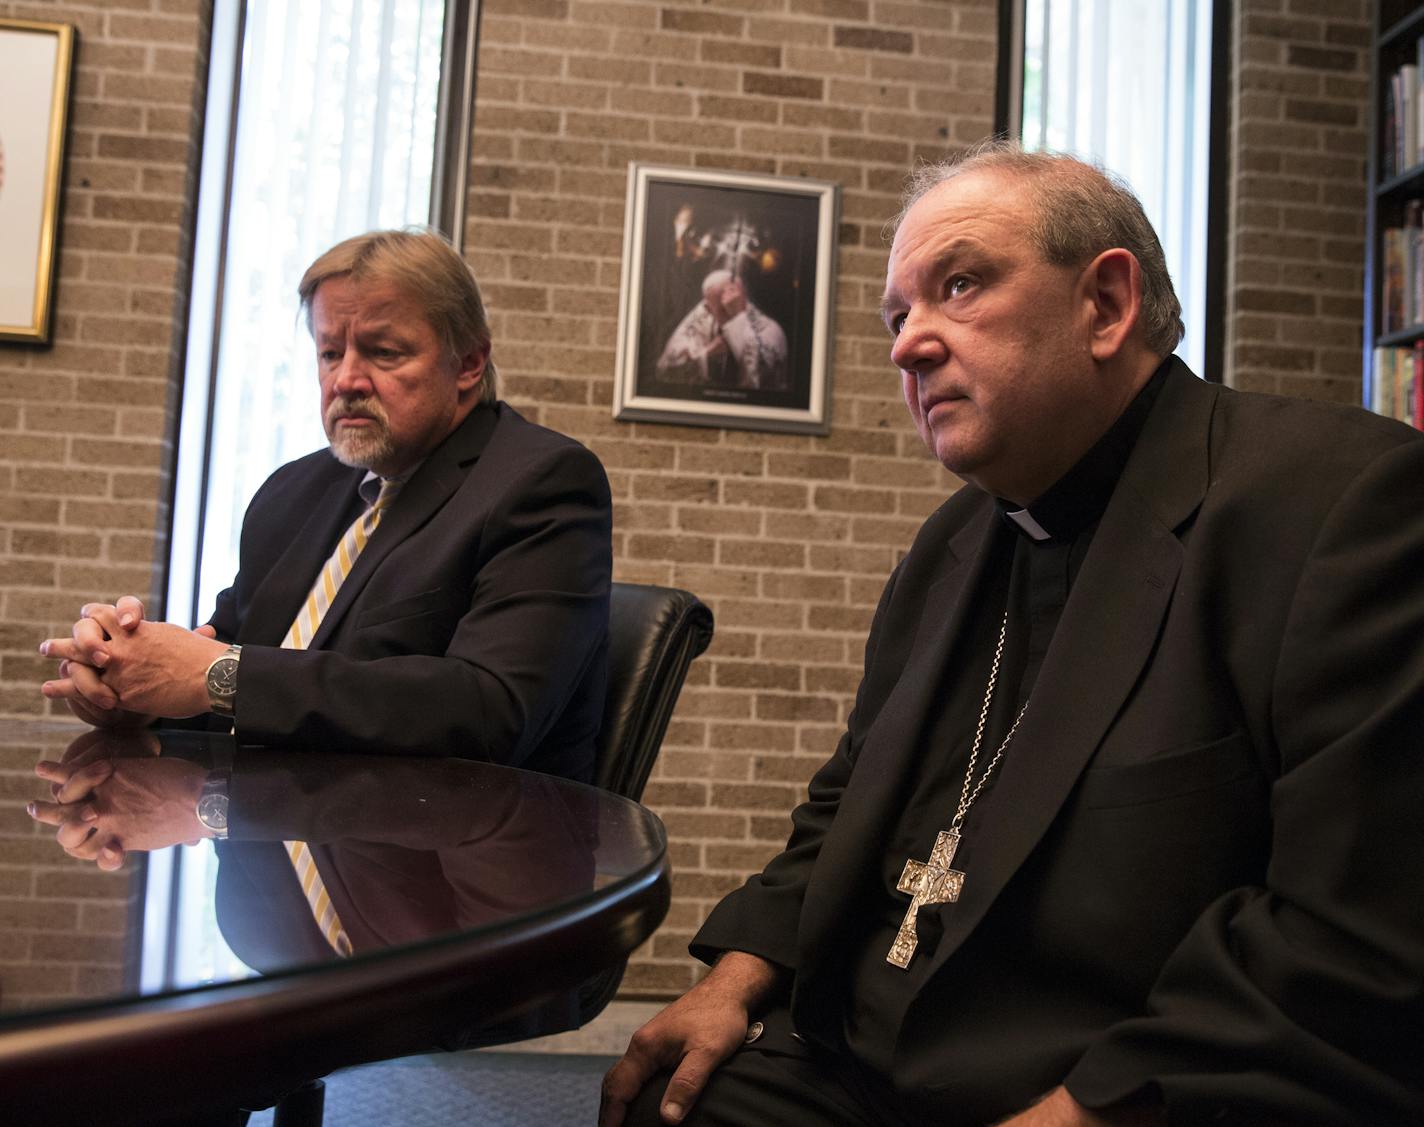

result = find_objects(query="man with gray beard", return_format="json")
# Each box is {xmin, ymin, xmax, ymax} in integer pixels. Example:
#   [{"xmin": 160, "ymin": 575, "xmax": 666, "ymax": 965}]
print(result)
[{"xmin": 39, "ymin": 228, "xmax": 612, "ymax": 828}]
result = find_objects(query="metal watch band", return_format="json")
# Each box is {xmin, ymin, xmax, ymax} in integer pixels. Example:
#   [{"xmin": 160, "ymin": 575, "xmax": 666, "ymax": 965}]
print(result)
[{"xmin": 204, "ymin": 644, "xmax": 242, "ymax": 716}]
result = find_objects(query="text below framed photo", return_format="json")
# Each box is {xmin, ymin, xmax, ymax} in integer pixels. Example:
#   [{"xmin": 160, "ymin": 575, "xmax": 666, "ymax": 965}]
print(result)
[
  {"xmin": 0, "ymin": 18, "xmax": 75, "ymax": 344},
  {"xmin": 612, "ymin": 163, "xmax": 839, "ymax": 435}
]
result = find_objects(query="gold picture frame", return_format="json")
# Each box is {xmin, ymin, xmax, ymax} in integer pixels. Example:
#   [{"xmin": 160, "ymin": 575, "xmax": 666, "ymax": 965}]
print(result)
[{"xmin": 0, "ymin": 19, "xmax": 74, "ymax": 344}]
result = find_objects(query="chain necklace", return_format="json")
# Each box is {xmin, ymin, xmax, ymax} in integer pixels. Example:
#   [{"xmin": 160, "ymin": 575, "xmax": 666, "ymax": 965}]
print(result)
[{"xmin": 886, "ymin": 610, "xmax": 1029, "ymax": 969}]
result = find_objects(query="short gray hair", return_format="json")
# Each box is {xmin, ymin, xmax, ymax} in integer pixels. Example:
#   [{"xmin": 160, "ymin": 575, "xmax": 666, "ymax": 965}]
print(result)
[
  {"xmin": 298, "ymin": 227, "xmax": 499, "ymax": 404},
  {"xmin": 898, "ymin": 141, "xmax": 1184, "ymax": 357}
]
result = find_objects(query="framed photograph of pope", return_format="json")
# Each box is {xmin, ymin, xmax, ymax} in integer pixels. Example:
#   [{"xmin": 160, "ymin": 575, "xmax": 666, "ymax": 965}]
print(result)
[
  {"xmin": 612, "ymin": 163, "xmax": 838, "ymax": 435},
  {"xmin": 0, "ymin": 19, "xmax": 74, "ymax": 344}
]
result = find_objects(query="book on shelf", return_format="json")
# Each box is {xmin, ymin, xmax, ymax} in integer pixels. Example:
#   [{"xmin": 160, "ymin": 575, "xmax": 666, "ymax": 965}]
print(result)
[
  {"xmin": 1413, "ymin": 201, "xmax": 1424, "ymax": 322},
  {"xmin": 1370, "ymin": 344, "xmax": 1424, "ymax": 428},
  {"xmin": 1382, "ymin": 225, "xmax": 1408, "ymax": 333},
  {"xmin": 1416, "ymin": 339, "xmax": 1423, "ymax": 428},
  {"xmin": 1382, "ymin": 47, "xmax": 1424, "ymax": 177},
  {"xmin": 1380, "ymin": 201, "xmax": 1424, "ymax": 335},
  {"xmin": 1385, "ymin": 75, "xmax": 1397, "ymax": 179},
  {"xmin": 1405, "ymin": 63, "xmax": 1419, "ymax": 171}
]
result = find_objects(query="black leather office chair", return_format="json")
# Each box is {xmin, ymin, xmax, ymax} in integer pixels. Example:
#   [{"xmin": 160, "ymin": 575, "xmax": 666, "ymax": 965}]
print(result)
[
  {"xmin": 574, "ymin": 582, "xmax": 714, "ymax": 1026},
  {"xmin": 595, "ymin": 582, "xmax": 715, "ymax": 801}
]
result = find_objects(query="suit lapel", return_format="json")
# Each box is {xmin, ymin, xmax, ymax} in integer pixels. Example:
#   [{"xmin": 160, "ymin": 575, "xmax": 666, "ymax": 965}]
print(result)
[
  {"xmin": 930, "ymin": 364, "xmax": 1220, "ymax": 956},
  {"xmin": 797, "ymin": 500, "xmax": 999, "ymax": 954},
  {"xmin": 238, "ymin": 471, "xmax": 363, "ymax": 645},
  {"xmin": 308, "ymin": 404, "xmax": 499, "ymax": 649}
]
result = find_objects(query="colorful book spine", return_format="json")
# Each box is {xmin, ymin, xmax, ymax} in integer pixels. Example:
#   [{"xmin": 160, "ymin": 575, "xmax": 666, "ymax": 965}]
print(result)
[
  {"xmin": 1368, "ymin": 346, "xmax": 1424, "ymax": 428},
  {"xmin": 1414, "ymin": 340, "xmax": 1424, "ymax": 428},
  {"xmin": 1385, "ymin": 80, "xmax": 1398, "ymax": 180},
  {"xmin": 1397, "ymin": 347, "xmax": 1413, "ymax": 423},
  {"xmin": 1374, "ymin": 347, "xmax": 1394, "ymax": 418},
  {"xmin": 1404, "ymin": 64, "xmax": 1420, "ymax": 170},
  {"xmin": 1382, "ymin": 226, "xmax": 1408, "ymax": 333}
]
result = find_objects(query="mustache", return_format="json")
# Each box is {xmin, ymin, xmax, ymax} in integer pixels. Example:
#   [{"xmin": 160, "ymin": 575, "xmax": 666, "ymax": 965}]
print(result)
[{"xmin": 325, "ymin": 395, "xmax": 389, "ymax": 428}]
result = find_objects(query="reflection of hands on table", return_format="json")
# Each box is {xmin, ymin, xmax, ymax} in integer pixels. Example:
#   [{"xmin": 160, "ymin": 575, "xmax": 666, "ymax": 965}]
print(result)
[
  {"xmin": 28, "ymin": 754, "xmax": 210, "ymax": 871},
  {"xmin": 49, "ymin": 726, "xmax": 161, "ymax": 789},
  {"xmin": 39, "ymin": 594, "xmax": 223, "ymax": 722}
]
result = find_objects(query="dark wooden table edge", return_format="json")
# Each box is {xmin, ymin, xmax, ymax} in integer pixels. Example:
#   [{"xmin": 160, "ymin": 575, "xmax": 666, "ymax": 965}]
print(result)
[{"xmin": 0, "ymin": 854, "xmax": 670, "ymax": 1124}]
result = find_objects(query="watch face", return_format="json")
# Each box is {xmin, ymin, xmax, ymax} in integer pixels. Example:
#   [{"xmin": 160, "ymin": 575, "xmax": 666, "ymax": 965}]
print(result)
[
  {"xmin": 209, "ymin": 657, "xmax": 239, "ymax": 697},
  {"xmin": 197, "ymin": 792, "xmax": 228, "ymax": 833}
]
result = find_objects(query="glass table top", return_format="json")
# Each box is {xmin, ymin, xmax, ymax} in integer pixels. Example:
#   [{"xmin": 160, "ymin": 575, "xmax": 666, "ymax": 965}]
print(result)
[{"xmin": 2, "ymin": 717, "xmax": 667, "ymax": 1019}]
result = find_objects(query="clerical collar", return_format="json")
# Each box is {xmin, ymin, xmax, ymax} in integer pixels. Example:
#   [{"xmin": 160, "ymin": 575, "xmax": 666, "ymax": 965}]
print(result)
[{"xmin": 999, "ymin": 358, "xmax": 1170, "ymax": 543}]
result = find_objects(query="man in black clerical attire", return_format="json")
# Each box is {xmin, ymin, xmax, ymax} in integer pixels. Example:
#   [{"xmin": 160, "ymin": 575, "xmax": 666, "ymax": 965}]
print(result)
[{"xmin": 602, "ymin": 144, "xmax": 1424, "ymax": 1126}]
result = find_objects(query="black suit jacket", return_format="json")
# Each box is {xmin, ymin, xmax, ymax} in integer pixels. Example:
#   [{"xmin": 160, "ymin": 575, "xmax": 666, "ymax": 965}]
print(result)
[
  {"xmin": 212, "ymin": 400, "xmax": 611, "ymax": 772},
  {"xmin": 207, "ymin": 403, "xmax": 612, "ymax": 974},
  {"xmin": 694, "ymin": 362, "xmax": 1424, "ymax": 1124}
]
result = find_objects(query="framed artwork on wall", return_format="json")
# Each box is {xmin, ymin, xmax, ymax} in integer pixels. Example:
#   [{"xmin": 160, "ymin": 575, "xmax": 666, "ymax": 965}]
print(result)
[
  {"xmin": 0, "ymin": 18, "xmax": 75, "ymax": 344},
  {"xmin": 612, "ymin": 163, "xmax": 839, "ymax": 435}
]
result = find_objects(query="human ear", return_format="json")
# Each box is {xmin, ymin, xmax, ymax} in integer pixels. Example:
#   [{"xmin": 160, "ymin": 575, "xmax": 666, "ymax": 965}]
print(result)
[
  {"xmin": 455, "ymin": 345, "xmax": 489, "ymax": 395},
  {"xmin": 1081, "ymin": 248, "xmax": 1142, "ymax": 362}
]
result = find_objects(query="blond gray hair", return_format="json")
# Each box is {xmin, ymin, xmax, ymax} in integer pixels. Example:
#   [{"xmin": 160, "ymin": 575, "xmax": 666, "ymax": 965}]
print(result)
[
  {"xmin": 898, "ymin": 141, "xmax": 1184, "ymax": 357},
  {"xmin": 299, "ymin": 227, "xmax": 498, "ymax": 404}
]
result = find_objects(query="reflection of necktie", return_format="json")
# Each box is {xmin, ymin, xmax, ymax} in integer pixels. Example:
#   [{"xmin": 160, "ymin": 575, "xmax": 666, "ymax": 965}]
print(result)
[{"xmin": 279, "ymin": 477, "xmax": 402, "ymax": 956}]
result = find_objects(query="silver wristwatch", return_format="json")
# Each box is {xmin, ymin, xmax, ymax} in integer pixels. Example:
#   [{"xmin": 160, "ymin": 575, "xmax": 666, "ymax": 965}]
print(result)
[
  {"xmin": 204, "ymin": 644, "xmax": 241, "ymax": 716},
  {"xmin": 195, "ymin": 770, "xmax": 230, "ymax": 839}
]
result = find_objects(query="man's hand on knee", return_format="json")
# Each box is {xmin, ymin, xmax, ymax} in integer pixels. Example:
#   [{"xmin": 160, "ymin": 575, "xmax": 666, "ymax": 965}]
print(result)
[{"xmin": 600, "ymin": 952, "xmax": 783, "ymax": 1127}]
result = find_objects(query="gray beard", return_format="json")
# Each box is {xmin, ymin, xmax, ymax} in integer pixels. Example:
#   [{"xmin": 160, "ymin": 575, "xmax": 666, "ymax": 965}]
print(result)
[
  {"xmin": 326, "ymin": 395, "xmax": 397, "ymax": 472},
  {"xmin": 328, "ymin": 423, "xmax": 396, "ymax": 471}
]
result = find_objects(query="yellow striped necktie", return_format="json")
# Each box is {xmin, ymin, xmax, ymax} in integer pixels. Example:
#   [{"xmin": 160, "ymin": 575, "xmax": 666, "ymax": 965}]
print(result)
[{"xmin": 280, "ymin": 475, "xmax": 402, "ymax": 956}]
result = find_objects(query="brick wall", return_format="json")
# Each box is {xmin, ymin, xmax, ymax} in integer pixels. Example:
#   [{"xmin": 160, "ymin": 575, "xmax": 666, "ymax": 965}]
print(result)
[
  {"xmin": 0, "ymin": 0, "xmax": 209, "ymax": 1008},
  {"xmin": 1226, "ymin": 0, "xmax": 1371, "ymax": 402}
]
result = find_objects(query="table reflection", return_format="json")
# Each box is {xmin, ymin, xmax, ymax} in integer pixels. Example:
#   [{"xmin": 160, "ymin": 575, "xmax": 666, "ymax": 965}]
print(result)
[{"xmin": 8, "ymin": 719, "xmax": 663, "ymax": 1034}]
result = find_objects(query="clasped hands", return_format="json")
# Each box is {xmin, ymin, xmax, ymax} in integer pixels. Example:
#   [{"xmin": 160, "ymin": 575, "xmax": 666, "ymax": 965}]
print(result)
[
  {"xmin": 32, "ymin": 595, "xmax": 231, "ymax": 869},
  {"xmin": 39, "ymin": 595, "xmax": 228, "ymax": 725}
]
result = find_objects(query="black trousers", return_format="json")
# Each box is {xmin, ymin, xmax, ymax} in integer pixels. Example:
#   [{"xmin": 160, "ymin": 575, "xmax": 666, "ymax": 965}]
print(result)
[{"xmin": 623, "ymin": 1009, "xmax": 910, "ymax": 1127}]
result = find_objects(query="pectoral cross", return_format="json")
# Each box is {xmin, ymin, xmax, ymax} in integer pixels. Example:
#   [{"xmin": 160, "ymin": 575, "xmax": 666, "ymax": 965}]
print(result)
[{"xmin": 886, "ymin": 829, "xmax": 965, "ymax": 969}]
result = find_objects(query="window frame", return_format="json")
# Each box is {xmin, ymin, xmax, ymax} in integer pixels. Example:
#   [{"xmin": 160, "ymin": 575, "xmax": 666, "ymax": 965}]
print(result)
[{"xmin": 994, "ymin": 0, "xmax": 1229, "ymax": 384}]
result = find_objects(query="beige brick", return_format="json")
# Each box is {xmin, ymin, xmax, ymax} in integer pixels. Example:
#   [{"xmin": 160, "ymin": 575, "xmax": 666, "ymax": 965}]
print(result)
[
  {"xmin": 660, "ymin": 8, "xmax": 745, "ymax": 36},
  {"xmin": 627, "ymin": 533, "xmax": 715, "ymax": 564},
  {"xmin": 714, "ymin": 661, "xmax": 801, "ymax": 691},
  {"xmin": 744, "ymin": 71, "xmax": 824, "ymax": 100},
  {"xmin": 632, "ymin": 474, "xmax": 721, "ymax": 504},
  {"xmin": 696, "ymin": 93, "xmax": 781, "ymax": 126},
  {"xmin": 834, "ymin": 26, "xmax": 913, "ymax": 53},
  {"xmin": 718, "ymin": 539, "xmax": 807, "ymax": 570},
  {"xmin": 722, "ymin": 480, "xmax": 809, "ymax": 510},
  {"xmin": 702, "ymin": 40, "xmax": 781, "ymax": 68}
]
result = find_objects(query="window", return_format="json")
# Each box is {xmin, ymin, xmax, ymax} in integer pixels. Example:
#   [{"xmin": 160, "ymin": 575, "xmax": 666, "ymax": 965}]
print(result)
[
  {"xmin": 146, "ymin": 0, "xmax": 477, "ymax": 991},
  {"xmin": 1008, "ymin": 0, "xmax": 1222, "ymax": 377}
]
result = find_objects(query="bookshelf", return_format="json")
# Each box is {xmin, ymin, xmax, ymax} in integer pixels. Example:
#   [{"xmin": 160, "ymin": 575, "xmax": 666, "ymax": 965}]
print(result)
[{"xmin": 1366, "ymin": 1, "xmax": 1424, "ymax": 426}]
